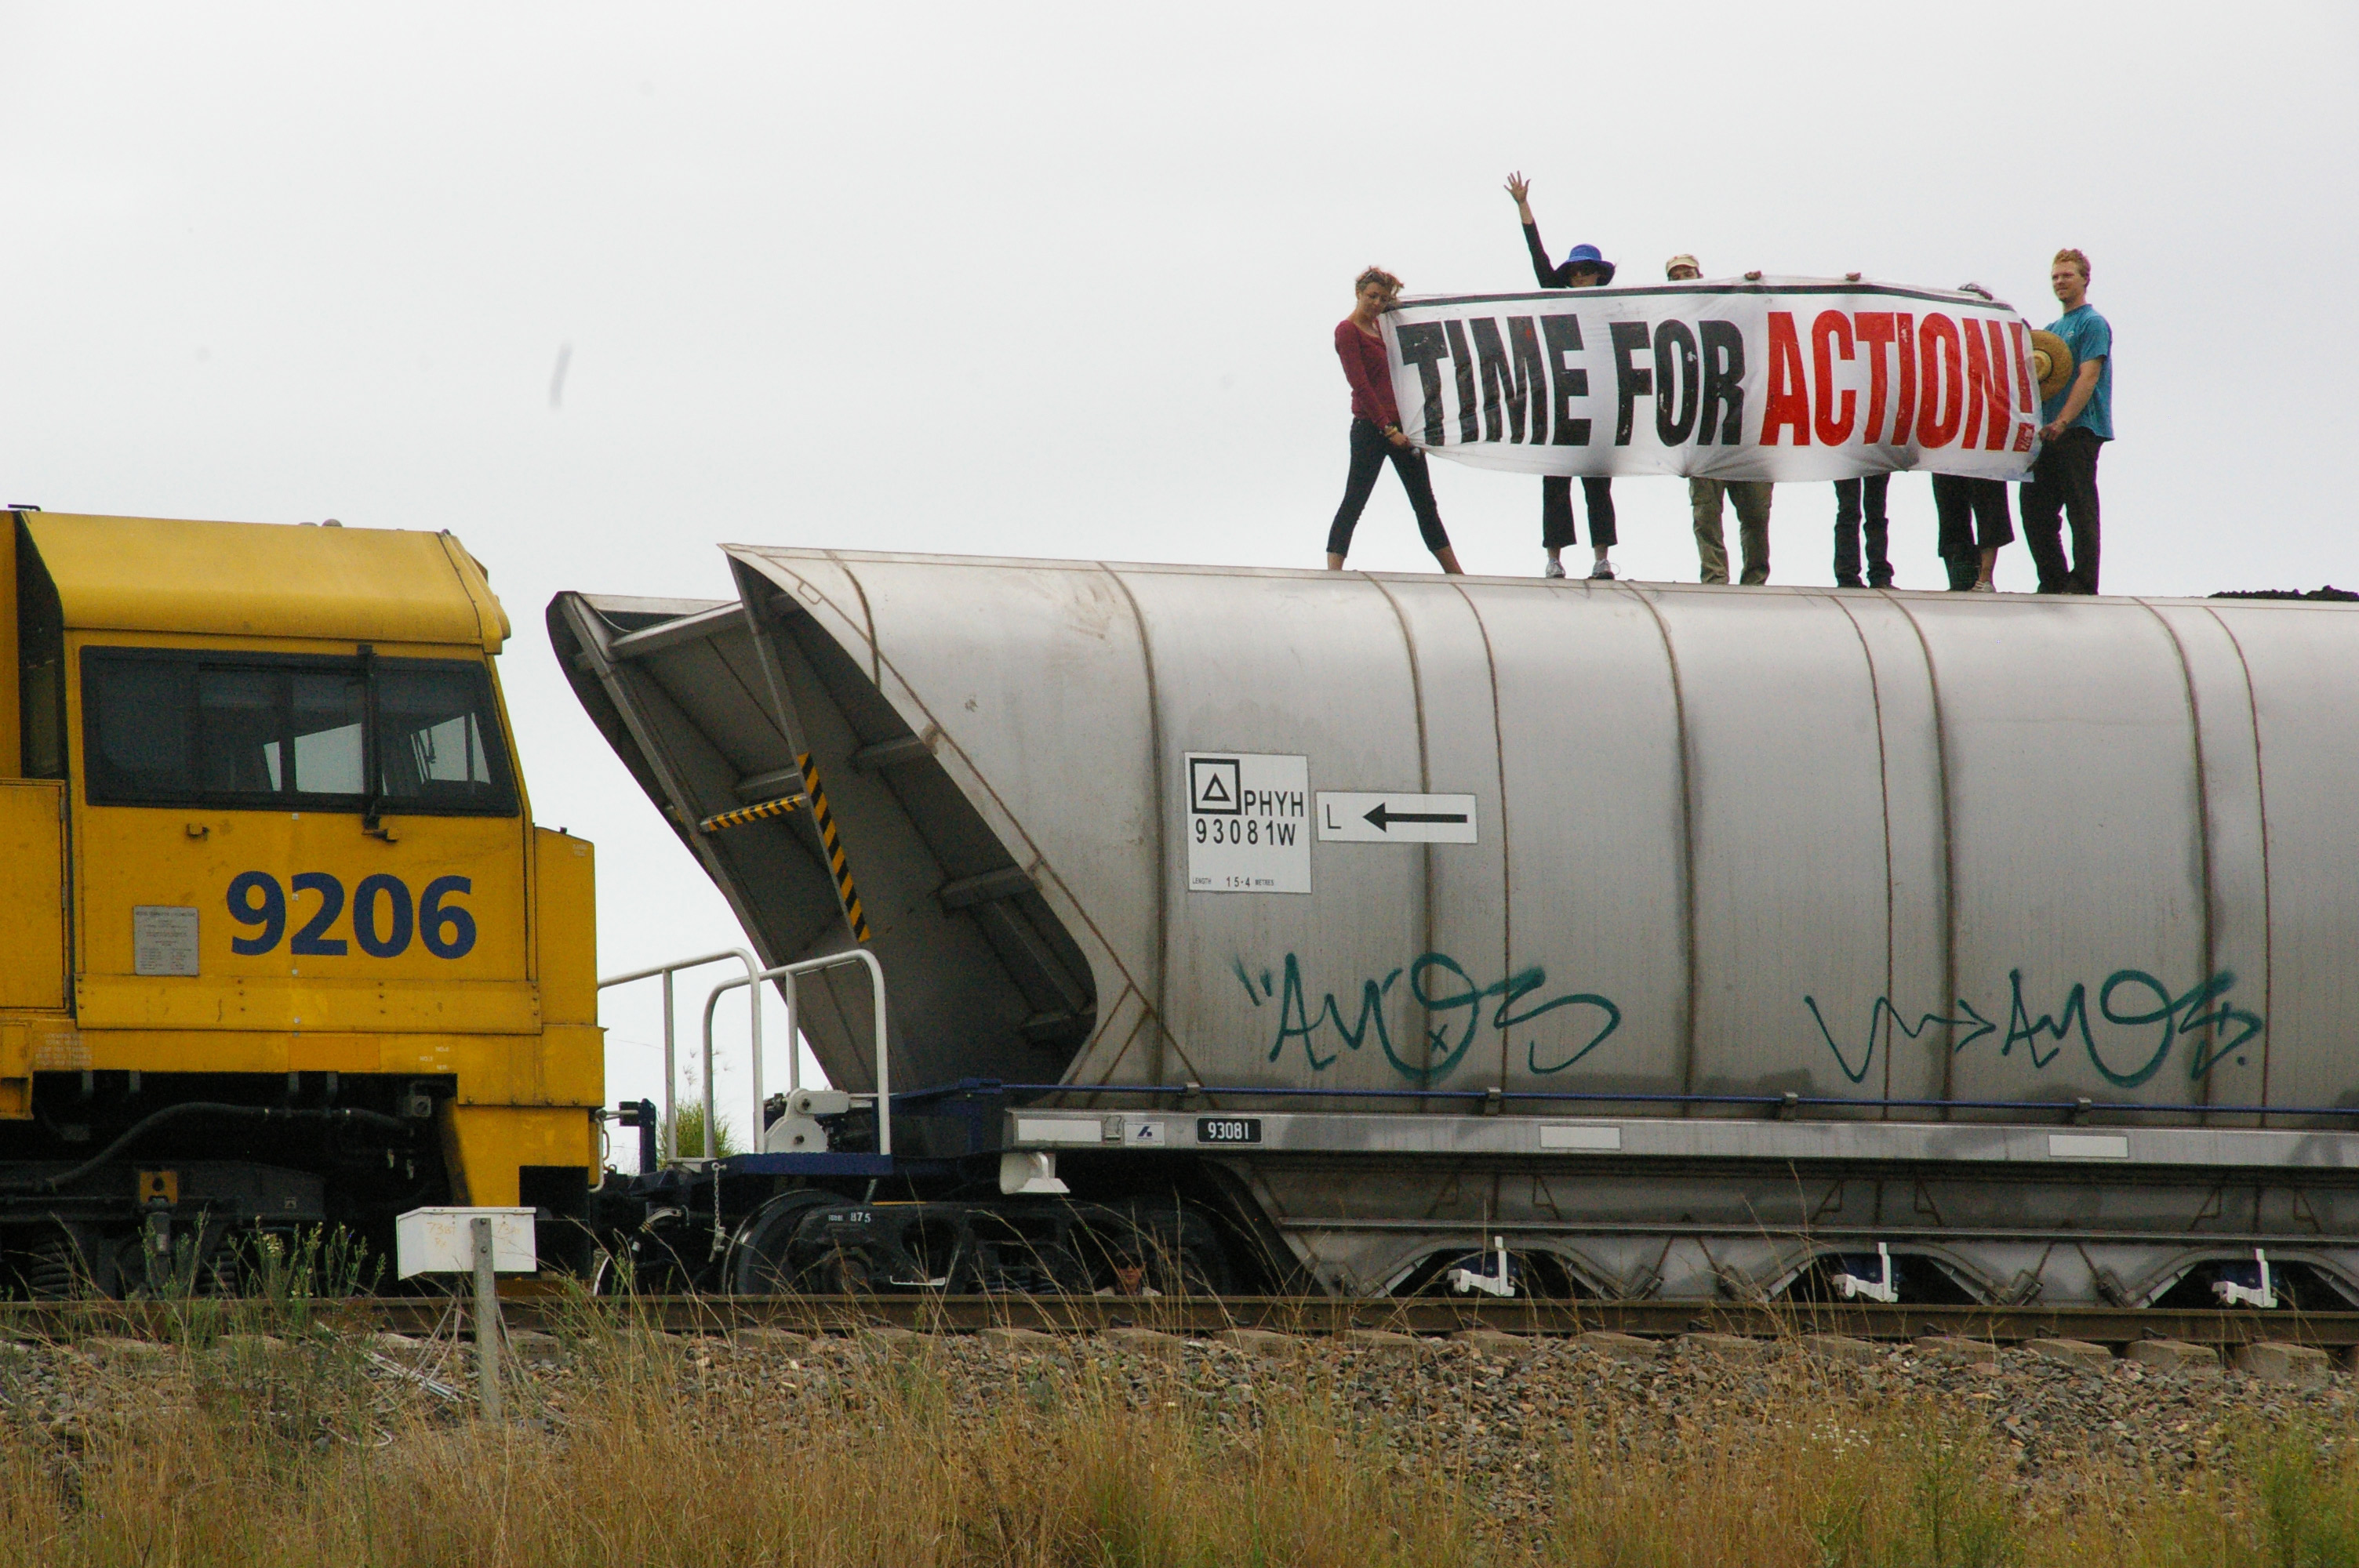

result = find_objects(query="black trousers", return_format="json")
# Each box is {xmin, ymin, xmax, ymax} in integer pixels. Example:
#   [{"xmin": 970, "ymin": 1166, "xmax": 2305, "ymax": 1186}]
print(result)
[
  {"xmin": 1831, "ymin": 476, "xmax": 1892, "ymax": 586},
  {"xmin": 1542, "ymin": 476, "xmax": 1616, "ymax": 550},
  {"xmin": 1329, "ymin": 419, "xmax": 1450, "ymax": 557},
  {"xmin": 1932, "ymin": 475, "xmax": 2016, "ymax": 590},
  {"xmin": 2021, "ymin": 427, "xmax": 2103, "ymax": 593}
]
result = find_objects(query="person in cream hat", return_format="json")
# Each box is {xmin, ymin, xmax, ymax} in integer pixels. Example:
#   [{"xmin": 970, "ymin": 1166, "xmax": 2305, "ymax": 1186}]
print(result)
[{"xmin": 1667, "ymin": 252, "xmax": 1776, "ymax": 583}]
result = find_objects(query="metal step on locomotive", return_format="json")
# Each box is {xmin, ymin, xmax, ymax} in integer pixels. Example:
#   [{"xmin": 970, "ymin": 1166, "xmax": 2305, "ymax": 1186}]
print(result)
[{"xmin": 559, "ymin": 547, "xmax": 2359, "ymax": 1312}]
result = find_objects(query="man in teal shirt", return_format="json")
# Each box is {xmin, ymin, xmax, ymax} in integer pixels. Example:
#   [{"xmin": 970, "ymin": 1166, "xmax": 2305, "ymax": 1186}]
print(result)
[{"xmin": 2022, "ymin": 248, "xmax": 2110, "ymax": 593}]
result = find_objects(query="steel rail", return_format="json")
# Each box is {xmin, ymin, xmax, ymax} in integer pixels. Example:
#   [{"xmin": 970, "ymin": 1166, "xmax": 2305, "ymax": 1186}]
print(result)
[{"xmin": 7, "ymin": 1296, "xmax": 2357, "ymax": 1350}]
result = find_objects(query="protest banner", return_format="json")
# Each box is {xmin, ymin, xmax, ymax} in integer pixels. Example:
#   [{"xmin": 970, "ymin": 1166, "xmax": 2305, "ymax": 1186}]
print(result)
[{"xmin": 1383, "ymin": 281, "xmax": 2041, "ymax": 483}]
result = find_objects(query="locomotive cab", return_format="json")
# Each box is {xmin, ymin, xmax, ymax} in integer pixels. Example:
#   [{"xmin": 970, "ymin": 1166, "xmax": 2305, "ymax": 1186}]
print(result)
[{"xmin": 0, "ymin": 512, "xmax": 602, "ymax": 1297}]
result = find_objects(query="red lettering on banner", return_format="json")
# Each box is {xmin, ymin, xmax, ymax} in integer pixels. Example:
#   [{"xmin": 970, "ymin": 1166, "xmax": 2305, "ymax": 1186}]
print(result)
[
  {"xmin": 1891, "ymin": 314, "xmax": 1917, "ymax": 449},
  {"xmin": 1915, "ymin": 314, "xmax": 1963, "ymax": 448},
  {"xmin": 1854, "ymin": 313, "xmax": 1897, "ymax": 443},
  {"xmin": 1961, "ymin": 316, "xmax": 1997, "ymax": 450},
  {"xmin": 2008, "ymin": 320, "xmax": 2036, "ymax": 421},
  {"xmin": 1759, "ymin": 312, "xmax": 1812, "ymax": 445},
  {"xmin": 1811, "ymin": 310, "xmax": 1856, "ymax": 445},
  {"xmin": 1979, "ymin": 319, "xmax": 2012, "ymax": 451}
]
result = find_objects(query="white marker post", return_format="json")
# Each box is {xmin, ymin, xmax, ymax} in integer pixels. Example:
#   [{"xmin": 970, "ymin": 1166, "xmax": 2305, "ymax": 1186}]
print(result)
[
  {"xmin": 395, "ymin": 1206, "xmax": 536, "ymax": 1421},
  {"xmin": 470, "ymin": 1218, "xmax": 500, "ymax": 1419}
]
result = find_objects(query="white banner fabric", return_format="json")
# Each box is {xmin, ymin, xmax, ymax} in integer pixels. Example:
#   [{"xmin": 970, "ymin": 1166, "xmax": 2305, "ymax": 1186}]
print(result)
[{"xmin": 1382, "ymin": 280, "xmax": 2041, "ymax": 483}]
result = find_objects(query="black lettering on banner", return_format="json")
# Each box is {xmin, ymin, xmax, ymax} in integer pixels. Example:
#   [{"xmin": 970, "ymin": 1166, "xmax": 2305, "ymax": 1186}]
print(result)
[
  {"xmin": 1441, "ymin": 319, "xmax": 1479, "ymax": 444},
  {"xmin": 1609, "ymin": 321, "xmax": 1652, "ymax": 446},
  {"xmin": 1393, "ymin": 323, "xmax": 1452, "ymax": 445},
  {"xmin": 1653, "ymin": 320, "xmax": 1700, "ymax": 445},
  {"xmin": 1697, "ymin": 320, "xmax": 1747, "ymax": 446},
  {"xmin": 1541, "ymin": 314, "xmax": 1591, "ymax": 446},
  {"xmin": 1468, "ymin": 317, "xmax": 1548, "ymax": 443}
]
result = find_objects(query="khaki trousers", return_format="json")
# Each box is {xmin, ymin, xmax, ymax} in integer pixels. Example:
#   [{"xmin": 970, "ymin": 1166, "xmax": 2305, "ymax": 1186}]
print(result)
[{"xmin": 1689, "ymin": 478, "xmax": 1775, "ymax": 584}]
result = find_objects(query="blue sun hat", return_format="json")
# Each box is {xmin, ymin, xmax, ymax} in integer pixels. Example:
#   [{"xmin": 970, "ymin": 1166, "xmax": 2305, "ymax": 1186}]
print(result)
[{"xmin": 1562, "ymin": 243, "xmax": 1616, "ymax": 285}]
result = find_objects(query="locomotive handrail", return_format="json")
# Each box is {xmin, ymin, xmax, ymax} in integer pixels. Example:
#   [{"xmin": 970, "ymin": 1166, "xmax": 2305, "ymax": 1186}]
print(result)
[
  {"xmin": 598, "ymin": 948, "xmax": 762, "ymax": 1163},
  {"xmin": 703, "ymin": 949, "xmax": 891, "ymax": 1158}
]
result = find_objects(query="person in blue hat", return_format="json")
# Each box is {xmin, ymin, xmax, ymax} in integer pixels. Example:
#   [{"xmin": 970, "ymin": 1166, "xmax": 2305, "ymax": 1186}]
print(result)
[{"xmin": 1506, "ymin": 172, "xmax": 1618, "ymax": 580}]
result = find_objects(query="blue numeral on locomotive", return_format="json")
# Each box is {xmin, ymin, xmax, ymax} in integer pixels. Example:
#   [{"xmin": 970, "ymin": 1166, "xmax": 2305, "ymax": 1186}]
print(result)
[
  {"xmin": 352, "ymin": 873, "xmax": 413, "ymax": 958},
  {"xmin": 224, "ymin": 872, "xmax": 475, "ymax": 960},
  {"xmin": 227, "ymin": 871, "xmax": 285, "ymax": 955},
  {"xmin": 289, "ymin": 872, "xmax": 347, "ymax": 955}
]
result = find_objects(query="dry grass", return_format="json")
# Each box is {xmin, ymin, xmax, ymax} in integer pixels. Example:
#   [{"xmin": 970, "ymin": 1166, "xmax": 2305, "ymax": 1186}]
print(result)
[{"xmin": 2, "ymin": 1312, "xmax": 2356, "ymax": 1568}]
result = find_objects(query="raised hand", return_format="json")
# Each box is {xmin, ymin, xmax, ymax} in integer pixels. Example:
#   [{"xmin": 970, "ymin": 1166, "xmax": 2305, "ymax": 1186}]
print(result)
[{"xmin": 1503, "ymin": 171, "xmax": 1532, "ymax": 208}]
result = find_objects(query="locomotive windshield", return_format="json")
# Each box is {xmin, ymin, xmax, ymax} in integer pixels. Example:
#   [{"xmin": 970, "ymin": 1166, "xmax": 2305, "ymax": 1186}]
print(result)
[{"xmin": 80, "ymin": 647, "xmax": 517, "ymax": 815}]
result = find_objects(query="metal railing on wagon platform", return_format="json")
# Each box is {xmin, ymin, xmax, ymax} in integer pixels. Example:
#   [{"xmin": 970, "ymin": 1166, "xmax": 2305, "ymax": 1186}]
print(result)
[
  {"xmin": 701, "ymin": 950, "xmax": 891, "ymax": 1159},
  {"xmin": 596, "ymin": 949, "xmax": 762, "ymax": 1163}
]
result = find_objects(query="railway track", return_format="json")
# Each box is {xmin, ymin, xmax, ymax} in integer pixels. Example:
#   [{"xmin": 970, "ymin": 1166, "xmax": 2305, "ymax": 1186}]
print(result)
[{"xmin": 5, "ymin": 1296, "xmax": 2357, "ymax": 1352}]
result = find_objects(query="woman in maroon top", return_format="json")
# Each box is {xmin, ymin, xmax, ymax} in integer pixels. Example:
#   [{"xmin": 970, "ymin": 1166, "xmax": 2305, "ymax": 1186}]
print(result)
[{"xmin": 1327, "ymin": 268, "xmax": 1462, "ymax": 573}]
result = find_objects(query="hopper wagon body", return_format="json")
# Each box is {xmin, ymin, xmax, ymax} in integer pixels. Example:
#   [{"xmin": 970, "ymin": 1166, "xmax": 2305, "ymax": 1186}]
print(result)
[{"xmin": 556, "ymin": 549, "xmax": 2359, "ymax": 1309}]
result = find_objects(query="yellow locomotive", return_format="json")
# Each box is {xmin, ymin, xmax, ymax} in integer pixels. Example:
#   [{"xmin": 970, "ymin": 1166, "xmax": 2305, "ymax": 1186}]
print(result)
[{"xmin": 0, "ymin": 510, "xmax": 600, "ymax": 1295}]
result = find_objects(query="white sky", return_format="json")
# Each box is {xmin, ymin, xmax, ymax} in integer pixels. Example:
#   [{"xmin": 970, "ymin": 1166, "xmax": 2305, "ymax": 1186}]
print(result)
[{"xmin": 4, "ymin": 2, "xmax": 2353, "ymax": 1157}]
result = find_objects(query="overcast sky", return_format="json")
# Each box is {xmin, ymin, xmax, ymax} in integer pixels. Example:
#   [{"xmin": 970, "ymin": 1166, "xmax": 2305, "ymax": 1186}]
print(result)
[{"xmin": 5, "ymin": 2, "xmax": 2352, "ymax": 1152}]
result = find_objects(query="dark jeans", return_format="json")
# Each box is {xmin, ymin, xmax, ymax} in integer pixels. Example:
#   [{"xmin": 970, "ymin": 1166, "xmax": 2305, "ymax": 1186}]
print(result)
[
  {"xmin": 1831, "ymin": 476, "xmax": 1892, "ymax": 586},
  {"xmin": 1932, "ymin": 475, "xmax": 2016, "ymax": 590},
  {"xmin": 1542, "ymin": 476, "xmax": 1616, "ymax": 550},
  {"xmin": 1329, "ymin": 419, "xmax": 1450, "ymax": 557},
  {"xmin": 2020, "ymin": 428, "xmax": 2102, "ymax": 594}
]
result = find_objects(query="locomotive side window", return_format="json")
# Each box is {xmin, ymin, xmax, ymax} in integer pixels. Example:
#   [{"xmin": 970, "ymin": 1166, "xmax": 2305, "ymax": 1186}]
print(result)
[
  {"xmin": 89, "ymin": 658, "xmax": 196, "ymax": 795},
  {"xmin": 191, "ymin": 666, "xmax": 367, "ymax": 797},
  {"xmin": 81, "ymin": 648, "xmax": 516, "ymax": 816},
  {"xmin": 375, "ymin": 662, "xmax": 510, "ymax": 811}
]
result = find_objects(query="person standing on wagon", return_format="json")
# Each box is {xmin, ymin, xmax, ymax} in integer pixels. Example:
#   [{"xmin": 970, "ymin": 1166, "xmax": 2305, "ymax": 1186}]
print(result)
[
  {"xmin": 2022, "ymin": 248, "xmax": 2110, "ymax": 594},
  {"xmin": 1326, "ymin": 267, "xmax": 1464, "ymax": 574},
  {"xmin": 1670, "ymin": 252, "xmax": 1777, "ymax": 586},
  {"xmin": 1506, "ymin": 171, "xmax": 1619, "ymax": 581}
]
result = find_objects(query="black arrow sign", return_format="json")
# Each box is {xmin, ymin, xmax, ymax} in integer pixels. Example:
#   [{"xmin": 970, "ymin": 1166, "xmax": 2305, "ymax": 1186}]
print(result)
[{"xmin": 1364, "ymin": 801, "xmax": 1471, "ymax": 832}]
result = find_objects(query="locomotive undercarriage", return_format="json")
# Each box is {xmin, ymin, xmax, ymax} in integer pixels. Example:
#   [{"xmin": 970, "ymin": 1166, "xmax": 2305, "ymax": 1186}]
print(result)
[{"xmin": 0, "ymin": 1070, "xmax": 452, "ymax": 1298}]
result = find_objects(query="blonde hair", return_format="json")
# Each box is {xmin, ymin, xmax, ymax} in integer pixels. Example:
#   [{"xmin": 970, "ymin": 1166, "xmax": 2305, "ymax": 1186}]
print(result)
[
  {"xmin": 2053, "ymin": 248, "xmax": 2091, "ymax": 282},
  {"xmin": 1354, "ymin": 267, "xmax": 1403, "ymax": 301}
]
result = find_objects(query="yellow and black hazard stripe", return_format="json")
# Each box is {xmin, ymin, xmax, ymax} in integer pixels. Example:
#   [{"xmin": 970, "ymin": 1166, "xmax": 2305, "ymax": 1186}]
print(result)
[
  {"xmin": 696, "ymin": 793, "xmax": 807, "ymax": 834},
  {"xmin": 797, "ymin": 751, "xmax": 871, "ymax": 943}
]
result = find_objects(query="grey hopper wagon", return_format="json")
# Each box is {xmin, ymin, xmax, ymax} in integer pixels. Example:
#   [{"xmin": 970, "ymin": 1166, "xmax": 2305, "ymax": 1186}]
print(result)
[{"xmin": 552, "ymin": 550, "xmax": 2359, "ymax": 1309}]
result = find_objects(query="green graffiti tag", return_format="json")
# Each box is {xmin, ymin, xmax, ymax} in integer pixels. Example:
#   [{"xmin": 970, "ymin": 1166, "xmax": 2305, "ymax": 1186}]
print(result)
[
  {"xmin": 1236, "ymin": 953, "xmax": 1620, "ymax": 1084},
  {"xmin": 1803, "ymin": 996, "xmax": 1996, "ymax": 1085},
  {"xmin": 1805, "ymin": 968, "xmax": 2265, "ymax": 1089}
]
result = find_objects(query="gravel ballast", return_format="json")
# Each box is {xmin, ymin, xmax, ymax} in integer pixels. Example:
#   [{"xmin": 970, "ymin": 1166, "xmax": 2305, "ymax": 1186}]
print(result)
[{"xmin": 4, "ymin": 1324, "xmax": 2354, "ymax": 1517}]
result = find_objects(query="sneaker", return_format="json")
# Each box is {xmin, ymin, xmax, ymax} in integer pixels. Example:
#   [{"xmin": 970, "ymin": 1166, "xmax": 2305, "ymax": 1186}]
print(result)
[
  {"xmin": 1868, "ymin": 572, "xmax": 1895, "ymax": 589},
  {"xmin": 1835, "ymin": 575, "xmax": 1865, "ymax": 589},
  {"xmin": 1588, "ymin": 558, "xmax": 1616, "ymax": 581},
  {"xmin": 1543, "ymin": 557, "xmax": 1566, "ymax": 579},
  {"xmin": 1970, "ymin": 580, "xmax": 1996, "ymax": 593}
]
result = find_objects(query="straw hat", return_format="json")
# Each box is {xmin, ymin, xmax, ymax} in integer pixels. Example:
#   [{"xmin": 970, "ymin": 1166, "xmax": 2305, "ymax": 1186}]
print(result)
[{"xmin": 2030, "ymin": 330, "xmax": 2074, "ymax": 399}]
